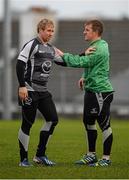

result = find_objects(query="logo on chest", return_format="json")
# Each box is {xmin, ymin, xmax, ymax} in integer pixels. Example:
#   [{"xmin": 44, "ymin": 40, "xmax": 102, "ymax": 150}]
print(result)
[{"xmin": 41, "ymin": 60, "xmax": 52, "ymax": 74}]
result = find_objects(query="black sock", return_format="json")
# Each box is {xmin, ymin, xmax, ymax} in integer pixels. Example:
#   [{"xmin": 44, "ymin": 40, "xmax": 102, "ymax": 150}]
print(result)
[
  {"xmin": 19, "ymin": 141, "xmax": 28, "ymax": 162},
  {"xmin": 36, "ymin": 131, "xmax": 50, "ymax": 157}
]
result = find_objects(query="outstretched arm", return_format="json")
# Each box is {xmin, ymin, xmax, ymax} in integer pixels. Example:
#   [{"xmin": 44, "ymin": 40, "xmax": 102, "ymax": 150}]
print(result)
[
  {"xmin": 79, "ymin": 47, "xmax": 96, "ymax": 56},
  {"xmin": 55, "ymin": 47, "xmax": 96, "ymax": 57},
  {"xmin": 55, "ymin": 47, "xmax": 96, "ymax": 68}
]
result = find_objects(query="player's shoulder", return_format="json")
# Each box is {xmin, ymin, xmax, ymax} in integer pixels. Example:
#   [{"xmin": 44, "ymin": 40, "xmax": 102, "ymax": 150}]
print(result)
[
  {"xmin": 21, "ymin": 38, "xmax": 36, "ymax": 50},
  {"xmin": 97, "ymin": 39, "xmax": 108, "ymax": 49},
  {"xmin": 100, "ymin": 39, "xmax": 108, "ymax": 46}
]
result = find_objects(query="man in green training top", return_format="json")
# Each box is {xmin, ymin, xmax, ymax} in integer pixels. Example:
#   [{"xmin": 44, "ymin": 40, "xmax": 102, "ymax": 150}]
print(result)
[{"xmin": 55, "ymin": 19, "xmax": 114, "ymax": 167}]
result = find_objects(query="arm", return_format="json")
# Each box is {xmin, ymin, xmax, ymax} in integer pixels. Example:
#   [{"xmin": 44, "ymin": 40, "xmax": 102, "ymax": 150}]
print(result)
[
  {"xmin": 16, "ymin": 60, "xmax": 26, "ymax": 87},
  {"xmin": 55, "ymin": 47, "xmax": 96, "ymax": 68},
  {"xmin": 16, "ymin": 41, "xmax": 33, "ymax": 101},
  {"xmin": 63, "ymin": 53, "xmax": 97, "ymax": 68},
  {"xmin": 16, "ymin": 60, "xmax": 28, "ymax": 101},
  {"xmin": 54, "ymin": 54, "xmax": 67, "ymax": 66},
  {"xmin": 79, "ymin": 47, "xmax": 96, "ymax": 56}
]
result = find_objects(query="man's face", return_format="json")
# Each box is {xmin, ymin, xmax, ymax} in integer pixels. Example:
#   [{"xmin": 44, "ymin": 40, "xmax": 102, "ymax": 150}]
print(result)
[
  {"xmin": 39, "ymin": 24, "xmax": 54, "ymax": 42},
  {"xmin": 83, "ymin": 24, "xmax": 97, "ymax": 41}
]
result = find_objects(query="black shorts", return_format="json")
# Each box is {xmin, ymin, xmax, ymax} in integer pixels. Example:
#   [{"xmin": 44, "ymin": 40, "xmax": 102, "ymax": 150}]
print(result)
[
  {"xmin": 18, "ymin": 90, "xmax": 58, "ymax": 123},
  {"xmin": 18, "ymin": 91, "xmax": 51, "ymax": 107},
  {"xmin": 84, "ymin": 91, "xmax": 114, "ymax": 116}
]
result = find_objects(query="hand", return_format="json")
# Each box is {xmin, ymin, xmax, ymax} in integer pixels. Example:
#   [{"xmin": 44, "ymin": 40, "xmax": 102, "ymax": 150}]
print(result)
[
  {"xmin": 78, "ymin": 78, "xmax": 85, "ymax": 90},
  {"xmin": 18, "ymin": 87, "xmax": 28, "ymax": 101},
  {"xmin": 54, "ymin": 47, "xmax": 64, "ymax": 57},
  {"xmin": 85, "ymin": 46, "xmax": 96, "ymax": 55}
]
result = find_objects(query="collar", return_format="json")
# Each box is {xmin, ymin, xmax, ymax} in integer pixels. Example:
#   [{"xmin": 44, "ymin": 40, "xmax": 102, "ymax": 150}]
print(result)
[{"xmin": 90, "ymin": 38, "xmax": 102, "ymax": 46}]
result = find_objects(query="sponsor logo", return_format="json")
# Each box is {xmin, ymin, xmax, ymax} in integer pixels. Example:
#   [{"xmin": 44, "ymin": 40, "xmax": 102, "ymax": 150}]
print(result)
[
  {"xmin": 25, "ymin": 97, "xmax": 32, "ymax": 105},
  {"xmin": 90, "ymin": 108, "xmax": 98, "ymax": 114},
  {"xmin": 40, "ymin": 73, "xmax": 49, "ymax": 77},
  {"xmin": 39, "ymin": 50, "xmax": 45, "ymax": 53},
  {"xmin": 42, "ymin": 61, "xmax": 52, "ymax": 74}
]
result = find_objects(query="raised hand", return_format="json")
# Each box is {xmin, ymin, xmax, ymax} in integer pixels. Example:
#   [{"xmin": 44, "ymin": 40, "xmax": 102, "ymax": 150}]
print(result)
[
  {"xmin": 85, "ymin": 46, "xmax": 96, "ymax": 55},
  {"xmin": 54, "ymin": 47, "xmax": 64, "ymax": 57}
]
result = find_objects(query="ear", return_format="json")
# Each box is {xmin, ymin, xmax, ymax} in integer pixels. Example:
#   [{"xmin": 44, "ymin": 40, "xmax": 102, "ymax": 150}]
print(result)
[{"xmin": 39, "ymin": 28, "xmax": 44, "ymax": 33}]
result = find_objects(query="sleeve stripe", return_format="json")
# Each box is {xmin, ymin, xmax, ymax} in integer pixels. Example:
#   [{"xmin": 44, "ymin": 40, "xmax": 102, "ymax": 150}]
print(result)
[
  {"xmin": 21, "ymin": 54, "xmax": 27, "ymax": 59},
  {"xmin": 17, "ymin": 39, "xmax": 35, "ymax": 63}
]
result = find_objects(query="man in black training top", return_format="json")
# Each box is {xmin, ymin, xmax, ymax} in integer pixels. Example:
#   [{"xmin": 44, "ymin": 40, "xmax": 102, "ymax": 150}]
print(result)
[{"xmin": 16, "ymin": 18, "xmax": 65, "ymax": 167}]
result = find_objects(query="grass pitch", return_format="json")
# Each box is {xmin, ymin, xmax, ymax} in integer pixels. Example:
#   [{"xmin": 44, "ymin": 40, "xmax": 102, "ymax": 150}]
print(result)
[{"xmin": 0, "ymin": 117, "xmax": 129, "ymax": 179}]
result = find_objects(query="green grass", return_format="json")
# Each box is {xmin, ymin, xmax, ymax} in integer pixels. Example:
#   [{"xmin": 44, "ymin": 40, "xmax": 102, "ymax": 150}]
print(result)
[{"xmin": 0, "ymin": 118, "xmax": 129, "ymax": 179}]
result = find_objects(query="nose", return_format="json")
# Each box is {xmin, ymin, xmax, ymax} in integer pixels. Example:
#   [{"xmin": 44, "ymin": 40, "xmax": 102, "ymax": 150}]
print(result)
[
  {"xmin": 83, "ymin": 30, "xmax": 86, "ymax": 35},
  {"xmin": 50, "ymin": 32, "xmax": 54, "ymax": 36}
]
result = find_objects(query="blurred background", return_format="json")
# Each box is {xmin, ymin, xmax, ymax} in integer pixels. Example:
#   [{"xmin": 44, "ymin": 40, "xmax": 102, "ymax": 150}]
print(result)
[{"xmin": 0, "ymin": 0, "xmax": 129, "ymax": 119}]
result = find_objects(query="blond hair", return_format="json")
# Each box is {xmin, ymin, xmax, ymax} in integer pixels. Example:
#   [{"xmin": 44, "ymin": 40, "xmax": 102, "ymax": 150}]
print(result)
[{"xmin": 37, "ymin": 19, "xmax": 54, "ymax": 33}]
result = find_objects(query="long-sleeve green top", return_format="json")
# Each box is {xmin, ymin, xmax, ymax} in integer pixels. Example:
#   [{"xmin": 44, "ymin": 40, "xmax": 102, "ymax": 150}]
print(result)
[{"xmin": 62, "ymin": 39, "xmax": 113, "ymax": 92}]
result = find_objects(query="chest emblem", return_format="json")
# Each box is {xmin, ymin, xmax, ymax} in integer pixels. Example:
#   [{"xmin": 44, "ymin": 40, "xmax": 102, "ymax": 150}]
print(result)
[{"xmin": 42, "ymin": 60, "xmax": 52, "ymax": 73}]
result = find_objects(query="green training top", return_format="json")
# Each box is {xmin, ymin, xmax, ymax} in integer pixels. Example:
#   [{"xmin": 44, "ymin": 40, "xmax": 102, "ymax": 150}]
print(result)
[{"xmin": 62, "ymin": 39, "xmax": 113, "ymax": 92}]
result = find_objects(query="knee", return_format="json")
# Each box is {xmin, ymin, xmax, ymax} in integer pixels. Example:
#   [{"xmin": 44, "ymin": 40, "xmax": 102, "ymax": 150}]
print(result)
[
  {"xmin": 41, "ymin": 120, "xmax": 58, "ymax": 135},
  {"xmin": 52, "ymin": 120, "xmax": 58, "ymax": 127},
  {"xmin": 49, "ymin": 120, "xmax": 58, "ymax": 134},
  {"xmin": 102, "ymin": 127, "xmax": 113, "ymax": 142},
  {"xmin": 86, "ymin": 124, "xmax": 97, "ymax": 131},
  {"xmin": 100, "ymin": 123, "xmax": 110, "ymax": 132},
  {"xmin": 49, "ymin": 115, "xmax": 58, "ymax": 126},
  {"xmin": 83, "ymin": 116, "xmax": 96, "ymax": 131},
  {"xmin": 51, "ymin": 115, "xmax": 58, "ymax": 127},
  {"xmin": 21, "ymin": 121, "xmax": 32, "ymax": 135}
]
